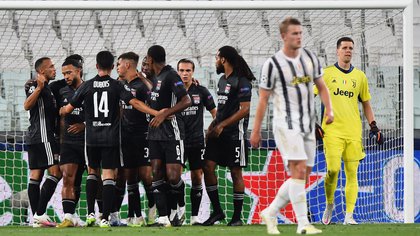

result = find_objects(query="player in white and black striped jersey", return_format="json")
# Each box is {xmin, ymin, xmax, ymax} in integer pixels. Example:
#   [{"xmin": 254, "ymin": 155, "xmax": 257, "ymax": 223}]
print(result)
[
  {"xmin": 250, "ymin": 17, "xmax": 334, "ymax": 235},
  {"xmin": 24, "ymin": 57, "xmax": 62, "ymax": 227}
]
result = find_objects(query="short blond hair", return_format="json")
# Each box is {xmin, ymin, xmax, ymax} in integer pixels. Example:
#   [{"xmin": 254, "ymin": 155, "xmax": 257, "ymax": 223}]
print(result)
[{"xmin": 279, "ymin": 17, "xmax": 301, "ymax": 34}]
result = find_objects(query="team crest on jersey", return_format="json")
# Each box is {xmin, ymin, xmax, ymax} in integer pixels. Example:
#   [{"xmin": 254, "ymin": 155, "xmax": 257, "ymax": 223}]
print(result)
[
  {"xmin": 156, "ymin": 80, "xmax": 162, "ymax": 91},
  {"xmin": 28, "ymin": 86, "xmax": 35, "ymax": 93},
  {"xmin": 192, "ymin": 94, "xmax": 200, "ymax": 104},
  {"xmin": 351, "ymin": 79, "xmax": 356, "ymax": 88},
  {"xmin": 225, "ymin": 84, "xmax": 231, "ymax": 94},
  {"xmin": 124, "ymin": 84, "xmax": 130, "ymax": 91}
]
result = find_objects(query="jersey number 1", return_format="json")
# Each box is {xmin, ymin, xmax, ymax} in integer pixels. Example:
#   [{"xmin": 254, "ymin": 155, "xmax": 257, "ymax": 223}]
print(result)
[{"xmin": 93, "ymin": 91, "xmax": 109, "ymax": 118}]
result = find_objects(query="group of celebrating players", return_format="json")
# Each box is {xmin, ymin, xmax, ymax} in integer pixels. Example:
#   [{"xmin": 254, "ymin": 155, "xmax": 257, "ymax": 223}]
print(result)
[{"xmin": 23, "ymin": 17, "xmax": 383, "ymax": 234}]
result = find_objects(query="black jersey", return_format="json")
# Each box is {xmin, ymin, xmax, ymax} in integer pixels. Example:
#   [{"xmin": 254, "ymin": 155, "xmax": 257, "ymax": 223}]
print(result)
[
  {"xmin": 50, "ymin": 79, "xmax": 67, "ymax": 138},
  {"xmin": 59, "ymin": 85, "xmax": 85, "ymax": 145},
  {"xmin": 181, "ymin": 84, "xmax": 216, "ymax": 147},
  {"xmin": 121, "ymin": 77, "xmax": 150, "ymax": 137},
  {"xmin": 24, "ymin": 80, "xmax": 57, "ymax": 145},
  {"xmin": 70, "ymin": 75, "xmax": 134, "ymax": 147},
  {"xmin": 148, "ymin": 65, "xmax": 188, "ymax": 141},
  {"xmin": 215, "ymin": 73, "xmax": 252, "ymax": 140}
]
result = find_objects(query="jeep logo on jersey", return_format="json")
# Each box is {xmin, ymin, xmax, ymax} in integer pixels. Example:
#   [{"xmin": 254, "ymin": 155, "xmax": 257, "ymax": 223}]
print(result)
[
  {"xmin": 333, "ymin": 88, "xmax": 354, "ymax": 98},
  {"xmin": 192, "ymin": 94, "xmax": 200, "ymax": 104},
  {"xmin": 225, "ymin": 84, "xmax": 231, "ymax": 94}
]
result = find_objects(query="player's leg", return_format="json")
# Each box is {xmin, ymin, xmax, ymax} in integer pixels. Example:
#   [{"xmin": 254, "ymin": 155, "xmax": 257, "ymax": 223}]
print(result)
[
  {"xmin": 227, "ymin": 139, "xmax": 248, "ymax": 226},
  {"xmin": 110, "ymin": 168, "xmax": 126, "ymax": 226},
  {"xmin": 27, "ymin": 144, "xmax": 44, "ymax": 221},
  {"xmin": 138, "ymin": 165, "xmax": 155, "ymax": 224},
  {"xmin": 99, "ymin": 146, "xmax": 120, "ymax": 227},
  {"xmin": 342, "ymin": 139, "xmax": 364, "ymax": 225},
  {"xmin": 59, "ymin": 163, "xmax": 78, "ymax": 227},
  {"xmin": 58, "ymin": 144, "xmax": 83, "ymax": 227},
  {"xmin": 33, "ymin": 142, "xmax": 61, "ymax": 226},
  {"xmin": 165, "ymin": 140, "xmax": 185, "ymax": 226},
  {"xmin": 86, "ymin": 147, "xmax": 101, "ymax": 226},
  {"xmin": 202, "ymin": 138, "xmax": 225, "ymax": 226},
  {"xmin": 322, "ymin": 136, "xmax": 345, "ymax": 225},
  {"xmin": 149, "ymin": 141, "xmax": 170, "ymax": 227},
  {"xmin": 188, "ymin": 147, "xmax": 205, "ymax": 225}
]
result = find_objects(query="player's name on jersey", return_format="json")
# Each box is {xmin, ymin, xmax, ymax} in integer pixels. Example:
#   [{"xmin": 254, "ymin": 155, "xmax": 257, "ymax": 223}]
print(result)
[
  {"xmin": 92, "ymin": 121, "xmax": 111, "ymax": 127},
  {"xmin": 333, "ymin": 88, "xmax": 354, "ymax": 98},
  {"xmin": 93, "ymin": 80, "xmax": 110, "ymax": 88}
]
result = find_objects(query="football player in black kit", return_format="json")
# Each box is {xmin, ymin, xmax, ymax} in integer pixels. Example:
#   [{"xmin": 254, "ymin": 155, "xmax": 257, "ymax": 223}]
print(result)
[
  {"xmin": 177, "ymin": 59, "xmax": 216, "ymax": 225},
  {"xmin": 56, "ymin": 58, "xmax": 86, "ymax": 227},
  {"xmin": 60, "ymin": 51, "xmax": 161, "ymax": 227},
  {"xmin": 202, "ymin": 46, "xmax": 254, "ymax": 226},
  {"xmin": 146, "ymin": 45, "xmax": 192, "ymax": 227},
  {"xmin": 24, "ymin": 57, "xmax": 62, "ymax": 227},
  {"xmin": 114, "ymin": 52, "xmax": 155, "ymax": 226}
]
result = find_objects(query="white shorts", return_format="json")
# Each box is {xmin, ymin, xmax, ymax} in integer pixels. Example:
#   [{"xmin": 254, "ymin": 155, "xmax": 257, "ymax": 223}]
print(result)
[{"xmin": 273, "ymin": 126, "xmax": 316, "ymax": 167}]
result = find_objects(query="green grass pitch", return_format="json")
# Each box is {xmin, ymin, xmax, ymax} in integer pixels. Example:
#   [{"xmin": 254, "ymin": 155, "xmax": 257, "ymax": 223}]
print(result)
[{"xmin": 0, "ymin": 224, "xmax": 419, "ymax": 236}]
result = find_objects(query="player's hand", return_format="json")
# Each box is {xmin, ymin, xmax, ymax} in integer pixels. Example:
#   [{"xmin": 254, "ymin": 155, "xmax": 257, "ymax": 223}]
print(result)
[
  {"xmin": 324, "ymin": 110, "xmax": 334, "ymax": 124},
  {"xmin": 36, "ymin": 73, "xmax": 47, "ymax": 90},
  {"xmin": 369, "ymin": 121, "xmax": 384, "ymax": 145},
  {"xmin": 315, "ymin": 123, "xmax": 324, "ymax": 140},
  {"xmin": 250, "ymin": 130, "xmax": 262, "ymax": 148},
  {"xmin": 59, "ymin": 106, "xmax": 66, "ymax": 116},
  {"xmin": 207, "ymin": 124, "xmax": 224, "ymax": 138},
  {"xmin": 67, "ymin": 123, "xmax": 85, "ymax": 134},
  {"xmin": 149, "ymin": 109, "xmax": 167, "ymax": 128}
]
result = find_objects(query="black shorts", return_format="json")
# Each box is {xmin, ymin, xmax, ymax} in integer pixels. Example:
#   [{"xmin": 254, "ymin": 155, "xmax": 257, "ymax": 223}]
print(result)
[
  {"xmin": 148, "ymin": 140, "xmax": 184, "ymax": 165},
  {"xmin": 184, "ymin": 147, "xmax": 205, "ymax": 170},
  {"xmin": 121, "ymin": 136, "xmax": 150, "ymax": 168},
  {"xmin": 86, "ymin": 146, "xmax": 120, "ymax": 169},
  {"xmin": 28, "ymin": 142, "xmax": 59, "ymax": 170},
  {"xmin": 204, "ymin": 137, "xmax": 248, "ymax": 168},
  {"xmin": 60, "ymin": 143, "xmax": 85, "ymax": 165}
]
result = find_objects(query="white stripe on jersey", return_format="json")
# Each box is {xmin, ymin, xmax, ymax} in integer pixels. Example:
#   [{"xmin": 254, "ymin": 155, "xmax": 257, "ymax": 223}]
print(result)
[
  {"xmin": 84, "ymin": 130, "xmax": 89, "ymax": 166},
  {"xmin": 44, "ymin": 142, "xmax": 54, "ymax": 165},
  {"xmin": 259, "ymin": 48, "xmax": 323, "ymax": 133},
  {"xmin": 119, "ymin": 119, "xmax": 124, "ymax": 167},
  {"xmin": 240, "ymin": 139, "xmax": 246, "ymax": 167},
  {"xmin": 38, "ymin": 99, "xmax": 48, "ymax": 143},
  {"xmin": 179, "ymin": 140, "xmax": 185, "ymax": 164},
  {"xmin": 170, "ymin": 93, "xmax": 181, "ymax": 140}
]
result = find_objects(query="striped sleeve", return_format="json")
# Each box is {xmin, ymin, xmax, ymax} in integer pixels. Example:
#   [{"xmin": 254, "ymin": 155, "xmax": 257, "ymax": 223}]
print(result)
[{"xmin": 259, "ymin": 58, "xmax": 276, "ymax": 90}]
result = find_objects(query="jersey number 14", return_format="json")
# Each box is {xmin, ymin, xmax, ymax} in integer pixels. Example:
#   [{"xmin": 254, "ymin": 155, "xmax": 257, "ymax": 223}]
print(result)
[{"xmin": 93, "ymin": 91, "xmax": 109, "ymax": 118}]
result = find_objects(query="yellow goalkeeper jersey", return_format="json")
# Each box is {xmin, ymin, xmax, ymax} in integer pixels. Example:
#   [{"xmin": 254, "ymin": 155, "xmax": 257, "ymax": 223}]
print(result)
[{"xmin": 314, "ymin": 63, "xmax": 371, "ymax": 141}]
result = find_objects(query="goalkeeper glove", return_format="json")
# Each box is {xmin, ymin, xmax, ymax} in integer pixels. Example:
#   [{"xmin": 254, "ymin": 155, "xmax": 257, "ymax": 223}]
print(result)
[
  {"xmin": 315, "ymin": 123, "xmax": 324, "ymax": 140},
  {"xmin": 369, "ymin": 121, "xmax": 384, "ymax": 145}
]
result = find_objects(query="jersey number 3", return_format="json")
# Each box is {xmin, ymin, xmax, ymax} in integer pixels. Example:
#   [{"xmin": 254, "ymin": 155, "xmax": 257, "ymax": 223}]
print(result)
[{"xmin": 93, "ymin": 91, "xmax": 109, "ymax": 118}]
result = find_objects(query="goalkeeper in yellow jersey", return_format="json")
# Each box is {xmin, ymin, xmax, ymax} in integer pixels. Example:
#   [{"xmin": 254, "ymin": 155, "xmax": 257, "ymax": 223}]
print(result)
[{"xmin": 316, "ymin": 37, "xmax": 383, "ymax": 225}]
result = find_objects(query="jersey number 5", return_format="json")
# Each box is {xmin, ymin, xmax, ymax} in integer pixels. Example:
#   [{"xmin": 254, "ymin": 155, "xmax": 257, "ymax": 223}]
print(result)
[{"xmin": 93, "ymin": 91, "xmax": 109, "ymax": 118}]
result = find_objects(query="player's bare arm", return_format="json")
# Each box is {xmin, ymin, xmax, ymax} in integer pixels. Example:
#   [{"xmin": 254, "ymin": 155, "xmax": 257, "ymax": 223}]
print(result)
[
  {"xmin": 362, "ymin": 100, "xmax": 375, "ymax": 124},
  {"xmin": 208, "ymin": 101, "xmax": 250, "ymax": 138},
  {"xmin": 23, "ymin": 74, "xmax": 47, "ymax": 110},
  {"xmin": 129, "ymin": 98, "xmax": 158, "ymax": 116},
  {"xmin": 59, "ymin": 103, "xmax": 75, "ymax": 116},
  {"xmin": 250, "ymin": 88, "xmax": 271, "ymax": 148},
  {"xmin": 149, "ymin": 94, "xmax": 191, "ymax": 127},
  {"xmin": 314, "ymin": 77, "xmax": 334, "ymax": 124}
]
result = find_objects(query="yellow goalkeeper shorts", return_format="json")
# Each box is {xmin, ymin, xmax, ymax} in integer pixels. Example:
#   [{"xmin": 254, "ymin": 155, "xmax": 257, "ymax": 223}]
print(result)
[{"xmin": 323, "ymin": 136, "xmax": 365, "ymax": 162}]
